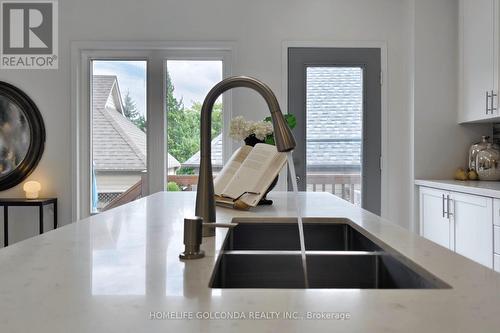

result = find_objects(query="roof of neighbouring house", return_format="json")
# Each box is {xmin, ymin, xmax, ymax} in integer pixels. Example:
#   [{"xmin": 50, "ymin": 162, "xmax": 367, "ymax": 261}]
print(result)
[
  {"xmin": 182, "ymin": 67, "xmax": 362, "ymax": 171},
  {"xmin": 182, "ymin": 133, "xmax": 223, "ymax": 169},
  {"xmin": 92, "ymin": 75, "xmax": 181, "ymax": 172},
  {"xmin": 306, "ymin": 67, "xmax": 361, "ymax": 170}
]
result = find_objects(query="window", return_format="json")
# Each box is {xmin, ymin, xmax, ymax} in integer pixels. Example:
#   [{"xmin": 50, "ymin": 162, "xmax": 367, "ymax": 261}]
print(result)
[
  {"xmin": 91, "ymin": 60, "xmax": 147, "ymax": 213},
  {"xmin": 306, "ymin": 67, "xmax": 362, "ymax": 205},
  {"xmin": 288, "ymin": 47, "xmax": 382, "ymax": 214},
  {"xmin": 165, "ymin": 60, "xmax": 223, "ymax": 192},
  {"xmin": 76, "ymin": 44, "xmax": 232, "ymax": 217}
]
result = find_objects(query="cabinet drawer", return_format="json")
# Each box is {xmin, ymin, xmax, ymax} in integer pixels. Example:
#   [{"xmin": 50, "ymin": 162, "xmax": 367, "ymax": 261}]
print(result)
[
  {"xmin": 495, "ymin": 254, "xmax": 500, "ymax": 273},
  {"xmin": 494, "ymin": 199, "xmax": 500, "ymax": 226},
  {"xmin": 495, "ymin": 226, "xmax": 500, "ymax": 254}
]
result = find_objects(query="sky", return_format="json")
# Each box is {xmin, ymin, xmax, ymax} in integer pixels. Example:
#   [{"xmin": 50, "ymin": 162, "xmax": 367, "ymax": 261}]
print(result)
[
  {"xmin": 93, "ymin": 61, "xmax": 147, "ymax": 116},
  {"xmin": 167, "ymin": 60, "xmax": 222, "ymax": 108},
  {"xmin": 93, "ymin": 60, "xmax": 222, "ymax": 117}
]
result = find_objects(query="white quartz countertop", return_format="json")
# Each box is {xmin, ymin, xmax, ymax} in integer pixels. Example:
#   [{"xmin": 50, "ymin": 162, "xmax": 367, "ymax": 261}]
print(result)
[
  {"xmin": 1, "ymin": 192, "xmax": 500, "ymax": 333},
  {"xmin": 415, "ymin": 179, "xmax": 500, "ymax": 198}
]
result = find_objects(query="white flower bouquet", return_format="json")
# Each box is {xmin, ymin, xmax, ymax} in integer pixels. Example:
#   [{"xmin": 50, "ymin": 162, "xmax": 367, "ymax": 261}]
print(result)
[{"xmin": 229, "ymin": 115, "xmax": 296, "ymax": 146}]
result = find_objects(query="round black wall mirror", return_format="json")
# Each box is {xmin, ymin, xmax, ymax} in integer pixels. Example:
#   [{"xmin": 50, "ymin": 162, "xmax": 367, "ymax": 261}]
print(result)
[{"xmin": 0, "ymin": 82, "xmax": 45, "ymax": 191}]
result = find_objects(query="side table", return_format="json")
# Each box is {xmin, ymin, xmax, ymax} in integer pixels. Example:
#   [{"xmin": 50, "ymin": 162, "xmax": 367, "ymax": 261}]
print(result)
[{"xmin": 0, "ymin": 198, "xmax": 58, "ymax": 247}]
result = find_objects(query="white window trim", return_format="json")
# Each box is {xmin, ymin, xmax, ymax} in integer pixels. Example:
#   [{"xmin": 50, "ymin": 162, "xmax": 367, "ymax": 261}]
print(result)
[
  {"xmin": 71, "ymin": 41, "xmax": 234, "ymax": 221},
  {"xmin": 281, "ymin": 40, "xmax": 389, "ymax": 218}
]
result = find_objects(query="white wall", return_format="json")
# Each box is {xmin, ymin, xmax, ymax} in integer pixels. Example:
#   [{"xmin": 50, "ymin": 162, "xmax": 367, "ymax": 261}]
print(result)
[
  {"xmin": 0, "ymin": 0, "xmax": 414, "ymax": 244},
  {"xmin": 411, "ymin": 0, "xmax": 491, "ymax": 231}
]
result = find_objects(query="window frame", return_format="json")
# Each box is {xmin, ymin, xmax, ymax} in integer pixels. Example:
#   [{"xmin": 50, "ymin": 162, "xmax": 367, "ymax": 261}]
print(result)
[
  {"xmin": 71, "ymin": 41, "xmax": 234, "ymax": 220},
  {"xmin": 165, "ymin": 53, "xmax": 232, "ymax": 176},
  {"xmin": 281, "ymin": 41, "xmax": 388, "ymax": 218},
  {"xmin": 90, "ymin": 57, "xmax": 150, "ymax": 214}
]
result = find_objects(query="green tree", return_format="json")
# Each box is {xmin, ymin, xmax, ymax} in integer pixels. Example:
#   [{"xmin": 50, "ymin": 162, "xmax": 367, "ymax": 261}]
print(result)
[
  {"xmin": 166, "ymin": 72, "xmax": 223, "ymax": 166},
  {"xmin": 134, "ymin": 115, "xmax": 147, "ymax": 132},
  {"xmin": 167, "ymin": 72, "xmax": 184, "ymax": 114},
  {"xmin": 190, "ymin": 101, "xmax": 223, "ymax": 139},
  {"xmin": 119, "ymin": 73, "xmax": 222, "ymax": 163},
  {"xmin": 122, "ymin": 91, "xmax": 147, "ymax": 132},
  {"xmin": 166, "ymin": 72, "xmax": 198, "ymax": 163},
  {"xmin": 123, "ymin": 91, "xmax": 139, "ymax": 119},
  {"xmin": 167, "ymin": 181, "xmax": 181, "ymax": 191}
]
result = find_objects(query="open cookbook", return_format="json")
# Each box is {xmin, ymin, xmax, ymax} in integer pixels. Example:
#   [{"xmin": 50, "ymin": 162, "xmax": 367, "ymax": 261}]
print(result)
[{"xmin": 214, "ymin": 143, "xmax": 287, "ymax": 210}]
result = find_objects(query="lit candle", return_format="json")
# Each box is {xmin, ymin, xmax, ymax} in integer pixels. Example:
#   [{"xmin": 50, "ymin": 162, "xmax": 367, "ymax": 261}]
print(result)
[{"xmin": 23, "ymin": 181, "xmax": 41, "ymax": 199}]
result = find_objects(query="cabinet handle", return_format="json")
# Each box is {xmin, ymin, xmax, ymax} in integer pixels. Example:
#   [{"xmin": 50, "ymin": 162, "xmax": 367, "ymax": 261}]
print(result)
[
  {"xmin": 442, "ymin": 194, "xmax": 446, "ymax": 218},
  {"xmin": 492, "ymin": 90, "xmax": 498, "ymax": 113},
  {"xmin": 446, "ymin": 195, "xmax": 453, "ymax": 218},
  {"xmin": 487, "ymin": 91, "xmax": 491, "ymax": 114}
]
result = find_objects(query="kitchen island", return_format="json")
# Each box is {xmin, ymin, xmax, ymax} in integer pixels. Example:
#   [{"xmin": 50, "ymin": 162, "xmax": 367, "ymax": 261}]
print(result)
[{"xmin": 0, "ymin": 192, "xmax": 499, "ymax": 332}]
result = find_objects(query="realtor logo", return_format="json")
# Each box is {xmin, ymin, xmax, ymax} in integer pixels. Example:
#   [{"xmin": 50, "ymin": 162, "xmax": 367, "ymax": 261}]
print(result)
[{"xmin": 1, "ymin": 0, "xmax": 58, "ymax": 69}]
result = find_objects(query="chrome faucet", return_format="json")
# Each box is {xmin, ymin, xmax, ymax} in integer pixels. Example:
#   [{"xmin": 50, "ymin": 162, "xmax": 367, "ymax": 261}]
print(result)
[{"xmin": 195, "ymin": 76, "xmax": 296, "ymax": 237}]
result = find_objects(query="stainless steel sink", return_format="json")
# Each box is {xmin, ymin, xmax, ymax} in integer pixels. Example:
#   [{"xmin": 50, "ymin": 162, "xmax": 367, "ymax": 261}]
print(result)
[
  {"xmin": 210, "ymin": 221, "xmax": 450, "ymax": 289},
  {"xmin": 223, "ymin": 222, "xmax": 381, "ymax": 251}
]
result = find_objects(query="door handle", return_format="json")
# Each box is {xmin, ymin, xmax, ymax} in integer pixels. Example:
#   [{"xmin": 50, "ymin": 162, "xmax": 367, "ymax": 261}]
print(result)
[
  {"xmin": 442, "ymin": 194, "xmax": 446, "ymax": 218},
  {"xmin": 446, "ymin": 195, "xmax": 453, "ymax": 219},
  {"xmin": 491, "ymin": 90, "xmax": 498, "ymax": 113},
  {"xmin": 487, "ymin": 91, "xmax": 491, "ymax": 114}
]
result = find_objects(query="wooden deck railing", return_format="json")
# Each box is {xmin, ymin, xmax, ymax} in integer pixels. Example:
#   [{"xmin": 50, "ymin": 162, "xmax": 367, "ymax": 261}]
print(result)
[
  {"xmin": 102, "ymin": 173, "xmax": 361, "ymax": 211},
  {"xmin": 307, "ymin": 173, "xmax": 361, "ymax": 204},
  {"xmin": 101, "ymin": 173, "xmax": 148, "ymax": 211},
  {"xmin": 167, "ymin": 175, "xmax": 199, "ymax": 191}
]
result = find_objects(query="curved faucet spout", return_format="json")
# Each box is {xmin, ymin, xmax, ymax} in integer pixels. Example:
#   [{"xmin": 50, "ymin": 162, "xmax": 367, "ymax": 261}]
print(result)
[{"xmin": 195, "ymin": 76, "xmax": 296, "ymax": 236}]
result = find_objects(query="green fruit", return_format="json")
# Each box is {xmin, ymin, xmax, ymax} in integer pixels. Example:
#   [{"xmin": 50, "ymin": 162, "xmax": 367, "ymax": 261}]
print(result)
[
  {"xmin": 454, "ymin": 168, "xmax": 468, "ymax": 181},
  {"xmin": 468, "ymin": 170, "xmax": 478, "ymax": 180}
]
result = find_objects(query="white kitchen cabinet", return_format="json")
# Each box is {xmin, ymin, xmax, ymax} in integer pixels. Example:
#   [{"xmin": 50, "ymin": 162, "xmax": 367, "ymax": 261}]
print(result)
[
  {"xmin": 494, "ymin": 199, "xmax": 500, "ymax": 272},
  {"xmin": 494, "ymin": 198, "xmax": 500, "ymax": 226},
  {"xmin": 494, "ymin": 226, "xmax": 500, "ymax": 253},
  {"xmin": 458, "ymin": 0, "xmax": 499, "ymax": 123},
  {"xmin": 419, "ymin": 186, "xmax": 494, "ymax": 269},
  {"xmin": 452, "ymin": 192, "xmax": 493, "ymax": 268},
  {"xmin": 419, "ymin": 187, "xmax": 454, "ymax": 250}
]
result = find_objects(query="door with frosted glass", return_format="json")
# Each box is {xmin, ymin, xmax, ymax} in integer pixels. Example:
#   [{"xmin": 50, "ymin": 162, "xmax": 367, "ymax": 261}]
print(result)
[{"xmin": 288, "ymin": 47, "xmax": 381, "ymax": 215}]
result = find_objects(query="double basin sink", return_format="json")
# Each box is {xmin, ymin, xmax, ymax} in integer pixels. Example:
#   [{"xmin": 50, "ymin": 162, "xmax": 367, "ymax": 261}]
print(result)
[{"xmin": 209, "ymin": 219, "xmax": 450, "ymax": 289}]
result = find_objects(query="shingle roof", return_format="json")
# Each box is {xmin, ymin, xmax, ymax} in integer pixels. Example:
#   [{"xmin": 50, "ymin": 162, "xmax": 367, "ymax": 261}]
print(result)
[
  {"xmin": 306, "ymin": 67, "xmax": 361, "ymax": 170},
  {"xmin": 306, "ymin": 67, "xmax": 362, "ymax": 140},
  {"xmin": 182, "ymin": 67, "xmax": 362, "ymax": 171},
  {"xmin": 182, "ymin": 133, "xmax": 223, "ymax": 168},
  {"xmin": 92, "ymin": 75, "xmax": 180, "ymax": 171}
]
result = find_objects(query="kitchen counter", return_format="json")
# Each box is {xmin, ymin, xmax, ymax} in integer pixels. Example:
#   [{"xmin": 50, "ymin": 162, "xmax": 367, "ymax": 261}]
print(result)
[
  {"xmin": 415, "ymin": 179, "xmax": 500, "ymax": 198},
  {"xmin": 0, "ymin": 191, "xmax": 499, "ymax": 332}
]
